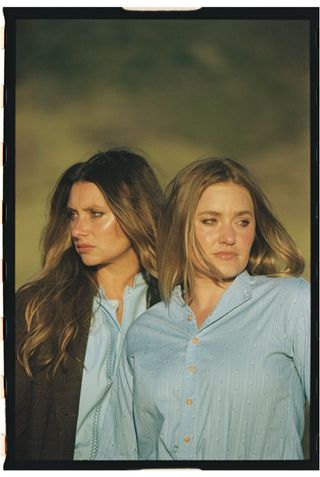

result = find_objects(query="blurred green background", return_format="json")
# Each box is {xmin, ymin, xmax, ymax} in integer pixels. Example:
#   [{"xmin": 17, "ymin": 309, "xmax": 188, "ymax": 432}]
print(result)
[{"xmin": 15, "ymin": 19, "xmax": 310, "ymax": 288}]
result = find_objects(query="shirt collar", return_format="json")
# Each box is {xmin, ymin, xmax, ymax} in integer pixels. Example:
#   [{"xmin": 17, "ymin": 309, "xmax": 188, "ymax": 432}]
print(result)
[
  {"xmin": 170, "ymin": 269, "xmax": 253, "ymax": 323},
  {"xmin": 95, "ymin": 272, "xmax": 146, "ymax": 308},
  {"xmin": 96, "ymin": 272, "xmax": 146, "ymax": 301}
]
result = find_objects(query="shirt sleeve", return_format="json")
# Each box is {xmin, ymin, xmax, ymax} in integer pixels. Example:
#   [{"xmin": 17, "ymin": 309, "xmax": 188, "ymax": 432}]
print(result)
[
  {"xmin": 95, "ymin": 334, "xmax": 138, "ymax": 460},
  {"xmin": 291, "ymin": 279, "xmax": 310, "ymax": 403}
]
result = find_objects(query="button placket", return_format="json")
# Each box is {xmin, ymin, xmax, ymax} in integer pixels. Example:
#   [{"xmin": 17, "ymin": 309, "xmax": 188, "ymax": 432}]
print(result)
[
  {"xmin": 187, "ymin": 364, "xmax": 197, "ymax": 374},
  {"xmin": 179, "ymin": 321, "xmax": 200, "ymax": 459}
]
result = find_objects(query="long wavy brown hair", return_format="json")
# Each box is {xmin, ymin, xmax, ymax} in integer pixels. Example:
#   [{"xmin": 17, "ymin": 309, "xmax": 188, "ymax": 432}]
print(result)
[
  {"xmin": 158, "ymin": 157, "xmax": 305, "ymax": 302},
  {"xmin": 17, "ymin": 148, "xmax": 164, "ymax": 378}
]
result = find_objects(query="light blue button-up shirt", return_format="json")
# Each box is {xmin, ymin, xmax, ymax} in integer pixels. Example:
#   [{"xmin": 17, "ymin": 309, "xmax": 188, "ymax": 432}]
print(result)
[
  {"xmin": 73, "ymin": 273, "xmax": 147, "ymax": 460},
  {"xmin": 96, "ymin": 271, "xmax": 310, "ymax": 460}
]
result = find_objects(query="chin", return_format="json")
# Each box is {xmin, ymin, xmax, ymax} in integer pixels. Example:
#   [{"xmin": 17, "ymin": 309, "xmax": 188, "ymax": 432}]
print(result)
[
  {"xmin": 80, "ymin": 258, "xmax": 100, "ymax": 267},
  {"xmin": 216, "ymin": 266, "xmax": 244, "ymax": 281}
]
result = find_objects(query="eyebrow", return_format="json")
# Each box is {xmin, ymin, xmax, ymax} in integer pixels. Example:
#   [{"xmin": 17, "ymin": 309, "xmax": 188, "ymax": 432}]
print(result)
[
  {"xmin": 197, "ymin": 210, "xmax": 254, "ymax": 217},
  {"xmin": 66, "ymin": 205, "xmax": 106, "ymax": 211}
]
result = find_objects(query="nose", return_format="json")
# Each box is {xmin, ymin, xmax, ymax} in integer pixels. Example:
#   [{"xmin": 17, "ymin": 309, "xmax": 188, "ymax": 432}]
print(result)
[
  {"xmin": 70, "ymin": 216, "xmax": 89, "ymax": 240},
  {"xmin": 218, "ymin": 223, "xmax": 236, "ymax": 245}
]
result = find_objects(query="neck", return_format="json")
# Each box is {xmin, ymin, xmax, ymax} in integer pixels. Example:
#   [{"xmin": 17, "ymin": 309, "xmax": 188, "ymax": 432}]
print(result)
[
  {"xmin": 96, "ymin": 250, "xmax": 141, "ymax": 301},
  {"xmin": 189, "ymin": 275, "xmax": 231, "ymax": 327}
]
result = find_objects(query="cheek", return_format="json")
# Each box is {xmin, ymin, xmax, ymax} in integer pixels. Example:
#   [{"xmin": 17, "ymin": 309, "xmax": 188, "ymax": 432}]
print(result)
[
  {"xmin": 94, "ymin": 216, "xmax": 124, "ymax": 242},
  {"xmin": 241, "ymin": 229, "xmax": 255, "ymax": 253},
  {"xmin": 195, "ymin": 226, "xmax": 216, "ymax": 247},
  {"xmin": 115, "ymin": 224, "xmax": 131, "ymax": 244},
  {"xmin": 97, "ymin": 223, "xmax": 131, "ymax": 253}
]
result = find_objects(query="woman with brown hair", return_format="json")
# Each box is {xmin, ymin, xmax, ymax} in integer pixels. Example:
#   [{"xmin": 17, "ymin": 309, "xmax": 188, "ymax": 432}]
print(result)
[
  {"xmin": 15, "ymin": 148, "xmax": 163, "ymax": 460},
  {"xmin": 97, "ymin": 157, "xmax": 310, "ymax": 461}
]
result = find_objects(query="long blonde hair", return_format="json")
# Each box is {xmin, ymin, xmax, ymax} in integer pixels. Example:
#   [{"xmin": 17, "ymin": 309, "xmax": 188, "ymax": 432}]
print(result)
[
  {"xmin": 17, "ymin": 148, "xmax": 164, "ymax": 378},
  {"xmin": 158, "ymin": 157, "xmax": 304, "ymax": 302}
]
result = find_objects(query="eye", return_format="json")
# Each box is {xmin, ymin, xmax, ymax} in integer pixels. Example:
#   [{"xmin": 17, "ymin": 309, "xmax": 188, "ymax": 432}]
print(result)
[
  {"xmin": 237, "ymin": 218, "xmax": 251, "ymax": 227},
  {"xmin": 66, "ymin": 209, "xmax": 77, "ymax": 221},
  {"xmin": 201, "ymin": 218, "xmax": 217, "ymax": 225},
  {"xmin": 90, "ymin": 210, "xmax": 104, "ymax": 218}
]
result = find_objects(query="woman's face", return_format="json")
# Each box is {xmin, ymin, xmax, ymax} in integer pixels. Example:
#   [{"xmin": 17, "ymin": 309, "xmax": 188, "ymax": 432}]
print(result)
[
  {"xmin": 194, "ymin": 182, "xmax": 256, "ymax": 281},
  {"xmin": 67, "ymin": 181, "xmax": 135, "ymax": 269}
]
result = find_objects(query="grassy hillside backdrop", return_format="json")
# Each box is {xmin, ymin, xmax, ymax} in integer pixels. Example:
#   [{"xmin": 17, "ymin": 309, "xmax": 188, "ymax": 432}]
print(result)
[{"xmin": 15, "ymin": 19, "xmax": 310, "ymax": 288}]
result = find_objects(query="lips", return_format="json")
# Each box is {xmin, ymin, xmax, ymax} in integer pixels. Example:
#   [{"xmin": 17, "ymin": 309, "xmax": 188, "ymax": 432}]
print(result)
[
  {"xmin": 76, "ymin": 244, "xmax": 94, "ymax": 253},
  {"xmin": 213, "ymin": 251, "xmax": 238, "ymax": 259}
]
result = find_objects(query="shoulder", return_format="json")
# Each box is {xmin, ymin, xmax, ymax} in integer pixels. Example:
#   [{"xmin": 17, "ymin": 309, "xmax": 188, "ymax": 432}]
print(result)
[
  {"xmin": 129, "ymin": 300, "xmax": 168, "ymax": 330},
  {"xmin": 16, "ymin": 286, "xmax": 32, "ymax": 309},
  {"xmin": 122, "ymin": 301, "xmax": 168, "ymax": 355},
  {"xmin": 15, "ymin": 283, "xmax": 46, "ymax": 344},
  {"xmin": 127, "ymin": 298, "xmax": 172, "ymax": 335},
  {"xmin": 249, "ymin": 274, "xmax": 310, "ymax": 298},
  {"xmin": 248, "ymin": 275, "xmax": 310, "ymax": 326},
  {"xmin": 248, "ymin": 275, "xmax": 310, "ymax": 340},
  {"xmin": 16, "ymin": 282, "xmax": 42, "ymax": 312},
  {"xmin": 15, "ymin": 287, "xmax": 34, "ymax": 335}
]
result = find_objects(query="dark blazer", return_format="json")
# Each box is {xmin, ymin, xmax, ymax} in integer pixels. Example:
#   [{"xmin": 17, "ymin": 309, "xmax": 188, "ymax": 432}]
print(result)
[{"xmin": 15, "ymin": 291, "xmax": 90, "ymax": 460}]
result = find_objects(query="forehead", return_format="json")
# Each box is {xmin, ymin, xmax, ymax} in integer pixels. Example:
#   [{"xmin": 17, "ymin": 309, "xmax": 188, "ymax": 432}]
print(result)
[
  {"xmin": 196, "ymin": 182, "xmax": 254, "ymax": 211},
  {"xmin": 67, "ymin": 181, "xmax": 107, "ymax": 206}
]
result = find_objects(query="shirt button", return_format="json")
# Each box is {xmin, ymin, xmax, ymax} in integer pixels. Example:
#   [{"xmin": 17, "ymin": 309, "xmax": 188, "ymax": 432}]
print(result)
[
  {"xmin": 192, "ymin": 337, "xmax": 199, "ymax": 345},
  {"xmin": 186, "ymin": 398, "xmax": 193, "ymax": 406},
  {"xmin": 184, "ymin": 435, "xmax": 191, "ymax": 444},
  {"xmin": 187, "ymin": 315, "xmax": 193, "ymax": 321},
  {"xmin": 188, "ymin": 365, "xmax": 197, "ymax": 374}
]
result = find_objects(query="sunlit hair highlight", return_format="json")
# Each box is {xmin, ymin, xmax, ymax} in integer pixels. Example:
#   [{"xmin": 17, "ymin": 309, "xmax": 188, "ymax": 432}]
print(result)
[
  {"xmin": 157, "ymin": 157, "xmax": 305, "ymax": 303},
  {"xmin": 17, "ymin": 148, "xmax": 163, "ymax": 378}
]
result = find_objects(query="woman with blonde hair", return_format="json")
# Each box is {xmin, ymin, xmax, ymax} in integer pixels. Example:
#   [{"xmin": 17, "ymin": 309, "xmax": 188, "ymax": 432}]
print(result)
[
  {"xmin": 97, "ymin": 157, "xmax": 310, "ymax": 461},
  {"xmin": 15, "ymin": 148, "xmax": 163, "ymax": 460}
]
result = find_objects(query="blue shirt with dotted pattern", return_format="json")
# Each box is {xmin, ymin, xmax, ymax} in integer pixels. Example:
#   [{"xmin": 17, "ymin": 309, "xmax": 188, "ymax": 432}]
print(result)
[{"xmin": 96, "ymin": 270, "xmax": 310, "ymax": 460}]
